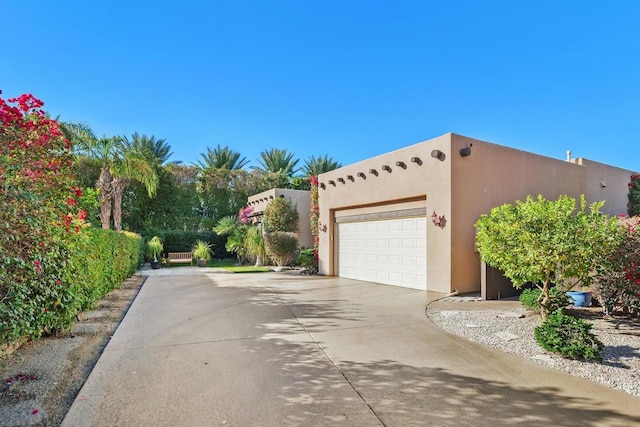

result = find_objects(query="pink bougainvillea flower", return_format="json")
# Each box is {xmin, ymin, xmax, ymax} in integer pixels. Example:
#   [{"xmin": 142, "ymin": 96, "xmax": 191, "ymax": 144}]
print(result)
[{"xmin": 32, "ymin": 409, "xmax": 39, "ymax": 415}]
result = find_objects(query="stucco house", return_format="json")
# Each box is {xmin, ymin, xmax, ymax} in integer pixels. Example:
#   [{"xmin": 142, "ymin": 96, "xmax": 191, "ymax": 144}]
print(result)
[
  {"xmin": 317, "ymin": 132, "xmax": 635, "ymax": 296},
  {"xmin": 246, "ymin": 188, "xmax": 313, "ymax": 249}
]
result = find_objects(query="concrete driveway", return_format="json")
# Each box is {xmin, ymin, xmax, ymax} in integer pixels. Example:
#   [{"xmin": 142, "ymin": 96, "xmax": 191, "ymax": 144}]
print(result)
[{"xmin": 63, "ymin": 271, "xmax": 640, "ymax": 426}]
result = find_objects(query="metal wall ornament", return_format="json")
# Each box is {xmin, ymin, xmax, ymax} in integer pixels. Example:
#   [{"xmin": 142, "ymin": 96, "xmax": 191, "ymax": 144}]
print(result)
[{"xmin": 431, "ymin": 211, "xmax": 447, "ymax": 228}]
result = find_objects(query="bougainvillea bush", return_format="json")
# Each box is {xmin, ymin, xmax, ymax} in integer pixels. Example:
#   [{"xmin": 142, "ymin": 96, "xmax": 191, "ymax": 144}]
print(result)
[
  {"xmin": 0, "ymin": 93, "xmax": 86, "ymax": 344},
  {"xmin": 628, "ymin": 173, "xmax": 640, "ymax": 216},
  {"xmin": 0, "ymin": 94, "xmax": 145, "ymax": 347},
  {"xmin": 592, "ymin": 216, "xmax": 640, "ymax": 317}
]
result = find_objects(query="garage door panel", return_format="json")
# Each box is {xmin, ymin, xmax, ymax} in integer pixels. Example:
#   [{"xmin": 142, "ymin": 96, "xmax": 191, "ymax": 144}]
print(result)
[{"xmin": 337, "ymin": 217, "xmax": 427, "ymax": 290}]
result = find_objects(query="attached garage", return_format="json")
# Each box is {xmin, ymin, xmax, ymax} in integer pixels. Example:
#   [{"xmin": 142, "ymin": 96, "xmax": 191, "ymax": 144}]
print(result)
[{"xmin": 336, "ymin": 217, "xmax": 427, "ymax": 290}]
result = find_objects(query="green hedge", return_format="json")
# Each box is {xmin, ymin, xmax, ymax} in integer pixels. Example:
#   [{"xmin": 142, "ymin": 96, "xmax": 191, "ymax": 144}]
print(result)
[
  {"xmin": 148, "ymin": 230, "xmax": 229, "ymax": 258},
  {"xmin": 1, "ymin": 228, "xmax": 143, "ymax": 347}
]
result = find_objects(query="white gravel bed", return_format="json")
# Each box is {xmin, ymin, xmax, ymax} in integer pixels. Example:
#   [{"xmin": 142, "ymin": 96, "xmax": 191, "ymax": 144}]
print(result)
[{"xmin": 427, "ymin": 306, "xmax": 640, "ymax": 397}]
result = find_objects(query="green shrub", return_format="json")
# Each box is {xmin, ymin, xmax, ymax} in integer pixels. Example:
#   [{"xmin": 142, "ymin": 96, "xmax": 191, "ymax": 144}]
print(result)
[
  {"xmin": 145, "ymin": 236, "xmax": 164, "ymax": 261},
  {"xmin": 264, "ymin": 232, "xmax": 298, "ymax": 266},
  {"xmin": 296, "ymin": 248, "xmax": 318, "ymax": 274},
  {"xmin": 192, "ymin": 240, "xmax": 213, "ymax": 261},
  {"xmin": 534, "ymin": 310, "xmax": 604, "ymax": 362},
  {"xmin": 519, "ymin": 287, "xmax": 571, "ymax": 314},
  {"xmin": 263, "ymin": 198, "xmax": 298, "ymax": 232}
]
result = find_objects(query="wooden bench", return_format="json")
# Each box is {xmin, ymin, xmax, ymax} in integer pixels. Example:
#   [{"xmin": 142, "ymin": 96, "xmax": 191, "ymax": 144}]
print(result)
[{"xmin": 167, "ymin": 252, "xmax": 193, "ymax": 266}]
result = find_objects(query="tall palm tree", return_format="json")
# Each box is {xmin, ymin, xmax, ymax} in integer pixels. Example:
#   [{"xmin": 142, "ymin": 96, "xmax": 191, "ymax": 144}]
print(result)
[
  {"xmin": 60, "ymin": 121, "xmax": 97, "ymax": 151},
  {"xmin": 302, "ymin": 155, "xmax": 342, "ymax": 177},
  {"xmin": 75, "ymin": 133, "xmax": 159, "ymax": 231},
  {"xmin": 110, "ymin": 138, "xmax": 159, "ymax": 231},
  {"xmin": 195, "ymin": 145, "xmax": 248, "ymax": 170},
  {"xmin": 252, "ymin": 148, "xmax": 299, "ymax": 178},
  {"xmin": 124, "ymin": 132, "xmax": 175, "ymax": 166}
]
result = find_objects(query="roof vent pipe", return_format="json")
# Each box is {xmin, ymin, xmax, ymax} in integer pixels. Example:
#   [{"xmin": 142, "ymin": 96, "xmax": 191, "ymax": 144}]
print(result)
[{"xmin": 566, "ymin": 150, "xmax": 571, "ymax": 161}]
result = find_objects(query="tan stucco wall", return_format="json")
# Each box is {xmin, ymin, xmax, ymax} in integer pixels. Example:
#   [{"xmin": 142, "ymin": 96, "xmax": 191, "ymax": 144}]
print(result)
[
  {"xmin": 318, "ymin": 132, "xmax": 636, "ymax": 294},
  {"xmin": 571, "ymin": 158, "xmax": 634, "ymax": 215},
  {"xmin": 318, "ymin": 133, "xmax": 453, "ymax": 293},
  {"xmin": 247, "ymin": 188, "xmax": 313, "ymax": 249},
  {"xmin": 450, "ymin": 134, "xmax": 587, "ymax": 293}
]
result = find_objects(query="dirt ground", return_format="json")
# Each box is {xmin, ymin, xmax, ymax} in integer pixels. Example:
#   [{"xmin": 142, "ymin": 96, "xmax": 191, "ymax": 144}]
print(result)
[{"xmin": 0, "ymin": 275, "xmax": 145, "ymax": 427}]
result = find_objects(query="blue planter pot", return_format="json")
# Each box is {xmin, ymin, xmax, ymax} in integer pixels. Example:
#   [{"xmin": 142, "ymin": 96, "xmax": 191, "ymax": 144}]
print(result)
[{"xmin": 567, "ymin": 291, "xmax": 592, "ymax": 307}]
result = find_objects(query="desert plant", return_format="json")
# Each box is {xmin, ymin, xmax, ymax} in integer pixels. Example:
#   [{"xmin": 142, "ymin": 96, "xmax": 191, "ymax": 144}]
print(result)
[
  {"xmin": 146, "ymin": 236, "xmax": 164, "ymax": 261},
  {"xmin": 264, "ymin": 232, "xmax": 298, "ymax": 266},
  {"xmin": 534, "ymin": 310, "xmax": 604, "ymax": 362},
  {"xmin": 192, "ymin": 240, "xmax": 213, "ymax": 261}
]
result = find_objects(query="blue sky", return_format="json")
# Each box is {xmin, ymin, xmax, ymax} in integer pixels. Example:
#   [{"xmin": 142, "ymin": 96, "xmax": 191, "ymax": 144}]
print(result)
[{"xmin": 2, "ymin": 1, "xmax": 639, "ymax": 171}]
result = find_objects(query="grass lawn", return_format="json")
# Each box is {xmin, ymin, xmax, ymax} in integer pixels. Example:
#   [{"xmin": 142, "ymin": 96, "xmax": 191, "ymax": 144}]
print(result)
[
  {"xmin": 162, "ymin": 258, "xmax": 270, "ymax": 273},
  {"xmin": 210, "ymin": 259, "xmax": 270, "ymax": 273}
]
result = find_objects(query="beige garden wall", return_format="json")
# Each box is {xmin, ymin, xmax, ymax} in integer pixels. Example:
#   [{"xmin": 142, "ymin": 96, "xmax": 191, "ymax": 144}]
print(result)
[{"xmin": 247, "ymin": 188, "xmax": 313, "ymax": 249}]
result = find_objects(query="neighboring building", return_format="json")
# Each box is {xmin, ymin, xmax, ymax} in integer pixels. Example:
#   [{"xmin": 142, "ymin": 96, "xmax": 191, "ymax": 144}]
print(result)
[
  {"xmin": 246, "ymin": 188, "xmax": 313, "ymax": 249},
  {"xmin": 317, "ymin": 133, "xmax": 635, "ymax": 296}
]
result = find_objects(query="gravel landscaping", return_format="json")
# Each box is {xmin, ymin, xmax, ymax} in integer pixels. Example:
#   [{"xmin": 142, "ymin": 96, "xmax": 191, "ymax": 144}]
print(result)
[
  {"xmin": 427, "ymin": 302, "xmax": 640, "ymax": 397},
  {"xmin": 0, "ymin": 275, "xmax": 144, "ymax": 427}
]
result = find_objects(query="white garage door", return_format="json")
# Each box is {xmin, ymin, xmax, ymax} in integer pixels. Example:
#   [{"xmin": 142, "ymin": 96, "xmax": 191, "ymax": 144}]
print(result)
[{"xmin": 337, "ymin": 217, "xmax": 427, "ymax": 290}]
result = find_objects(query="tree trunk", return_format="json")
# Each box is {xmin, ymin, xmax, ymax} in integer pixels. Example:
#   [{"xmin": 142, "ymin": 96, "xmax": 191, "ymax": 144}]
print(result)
[
  {"xmin": 112, "ymin": 178, "xmax": 127, "ymax": 232},
  {"xmin": 97, "ymin": 168, "xmax": 113, "ymax": 230},
  {"xmin": 540, "ymin": 281, "xmax": 551, "ymax": 321}
]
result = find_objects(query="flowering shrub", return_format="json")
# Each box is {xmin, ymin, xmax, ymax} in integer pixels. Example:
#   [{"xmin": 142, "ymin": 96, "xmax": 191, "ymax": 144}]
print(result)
[
  {"xmin": 238, "ymin": 205, "xmax": 254, "ymax": 224},
  {"xmin": 592, "ymin": 216, "xmax": 640, "ymax": 317},
  {"xmin": 628, "ymin": 174, "xmax": 640, "ymax": 216},
  {"xmin": 1, "ymin": 93, "xmax": 85, "ymax": 344},
  {"xmin": 309, "ymin": 175, "xmax": 319, "ymax": 256}
]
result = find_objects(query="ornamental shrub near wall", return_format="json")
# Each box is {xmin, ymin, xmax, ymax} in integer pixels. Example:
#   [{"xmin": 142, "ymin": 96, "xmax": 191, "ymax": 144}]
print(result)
[
  {"xmin": 592, "ymin": 216, "xmax": 640, "ymax": 317},
  {"xmin": 264, "ymin": 232, "xmax": 298, "ymax": 266}
]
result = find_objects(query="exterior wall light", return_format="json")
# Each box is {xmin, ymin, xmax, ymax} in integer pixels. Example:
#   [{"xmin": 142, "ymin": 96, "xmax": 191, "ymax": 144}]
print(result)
[
  {"xmin": 411, "ymin": 157, "xmax": 423, "ymax": 165},
  {"xmin": 337, "ymin": 177, "xmax": 345, "ymax": 184},
  {"xmin": 601, "ymin": 181, "xmax": 607, "ymax": 188},
  {"xmin": 381, "ymin": 165, "xmax": 392, "ymax": 173},
  {"xmin": 459, "ymin": 144, "xmax": 472, "ymax": 157},
  {"xmin": 395, "ymin": 161, "xmax": 407, "ymax": 169},
  {"xmin": 369, "ymin": 169, "xmax": 378, "ymax": 176},
  {"xmin": 430, "ymin": 150, "xmax": 445, "ymax": 161},
  {"xmin": 347, "ymin": 175, "xmax": 354, "ymax": 181},
  {"xmin": 357, "ymin": 172, "xmax": 366, "ymax": 179}
]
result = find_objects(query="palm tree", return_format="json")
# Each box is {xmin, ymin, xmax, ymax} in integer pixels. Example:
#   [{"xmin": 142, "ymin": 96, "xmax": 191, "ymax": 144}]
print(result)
[
  {"xmin": 60, "ymin": 121, "xmax": 97, "ymax": 151},
  {"xmin": 252, "ymin": 148, "xmax": 299, "ymax": 178},
  {"xmin": 110, "ymin": 138, "xmax": 159, "ymax": 231},
  {"xmin": 302, "ymin": 155, "xmax": 342, "ymax": 177},
  {"xmin": 124, "ymin": 132, "xmax": 175, "ymax": 166},
  {"xmin": 76, "ymin": 134, "xmax": 159, "ymax": 231},
  {"xmin": 195, "ymin": 145, "xmax": 248, "ymax": 170}
]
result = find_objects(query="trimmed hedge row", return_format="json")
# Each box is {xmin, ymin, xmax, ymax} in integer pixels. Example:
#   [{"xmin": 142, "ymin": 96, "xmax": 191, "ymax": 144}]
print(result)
[
  {"xmin": 1, "ymin": 228, "xmax": 143, "ymax": 347},
  {"xmin": 147, "ymin": 230, "xmax": 230, "ymax": 259}
]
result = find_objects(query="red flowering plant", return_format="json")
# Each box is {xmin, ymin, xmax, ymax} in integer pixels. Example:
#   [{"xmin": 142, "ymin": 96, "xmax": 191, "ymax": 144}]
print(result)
[
  {"xmin": 238, "ymin": 205, "xmax": 254, "ymax": 224},
  {"xmin": 592, "ymin": 215, "xmax": 640, "ymax": 317},
  {"xmin": 0, "ymin": 93, "xmax": 85, "ymax": 344},
  {"xmin": 628, "ymin": 173, "xmax": 640, "ymax": 216}
]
